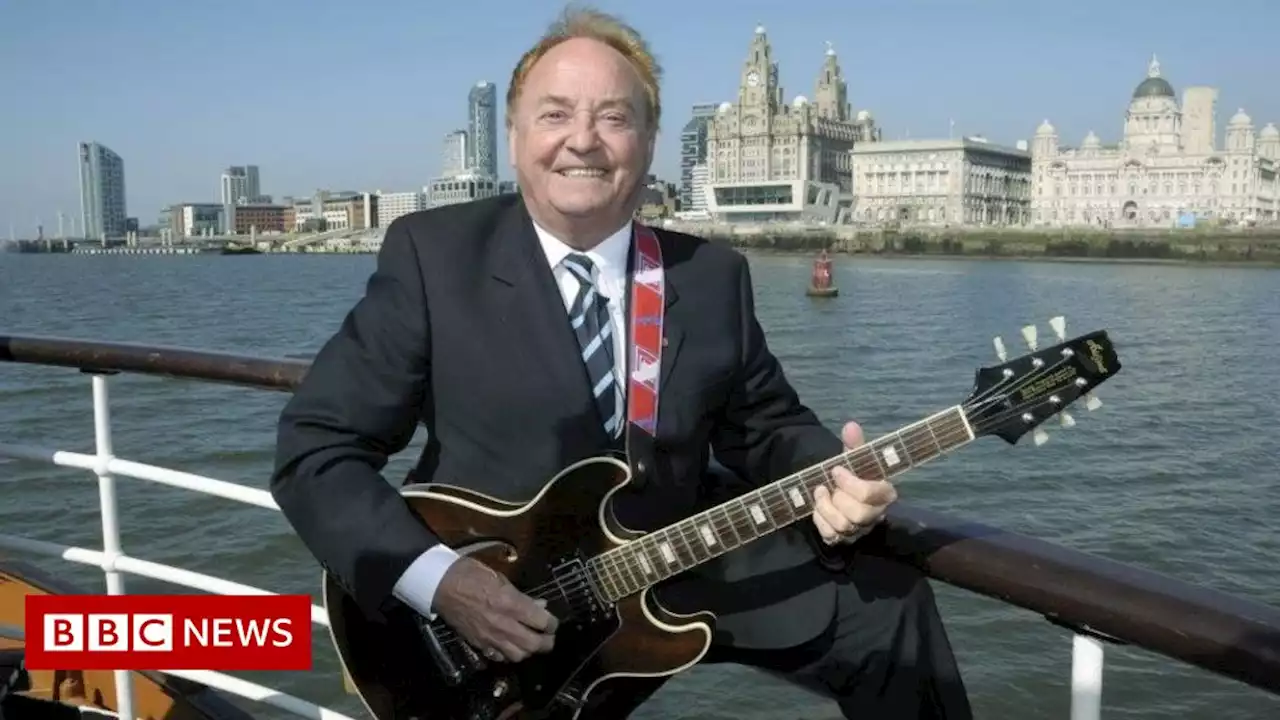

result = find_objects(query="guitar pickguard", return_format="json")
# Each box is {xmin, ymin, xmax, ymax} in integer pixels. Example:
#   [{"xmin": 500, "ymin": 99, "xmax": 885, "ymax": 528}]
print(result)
[{"xmin": 513, "ymin": 551, "xmax": 620, "ymax": 711}]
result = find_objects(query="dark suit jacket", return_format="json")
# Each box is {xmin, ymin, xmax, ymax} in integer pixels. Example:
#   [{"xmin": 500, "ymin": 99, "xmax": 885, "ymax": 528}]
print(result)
[{"xmin": 270, "ymin": 194, "xmax": 847, "ymax": 650}]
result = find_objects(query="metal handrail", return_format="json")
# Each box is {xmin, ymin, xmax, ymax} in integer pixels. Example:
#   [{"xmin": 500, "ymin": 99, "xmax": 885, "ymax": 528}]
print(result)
[
  {"xmin": 3, "ymin": 332, "xmax": 1280, "ymax": 719},
  {"xmin": 0, "ymin": 340, "xmax": 354, "ymax": 720}
]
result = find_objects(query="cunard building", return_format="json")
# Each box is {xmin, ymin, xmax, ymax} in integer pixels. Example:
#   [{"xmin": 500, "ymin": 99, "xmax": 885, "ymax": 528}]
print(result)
[
  {"xmin": 1031, "ymin": 56, "xmax": 1280, "ymax": 227},
  {"xmin": 703, "ymin": 26, "xmax": 880, "ymax": 223}
]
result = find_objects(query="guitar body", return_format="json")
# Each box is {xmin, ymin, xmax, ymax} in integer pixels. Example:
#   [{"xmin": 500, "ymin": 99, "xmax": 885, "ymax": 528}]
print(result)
[
  {"xmin": 320, "ymin": 323, "xmax": 1123, "ymax": 719},
  {"xmin": 322, "ymin": 456, "xmax": 715, "ymax": 720}
]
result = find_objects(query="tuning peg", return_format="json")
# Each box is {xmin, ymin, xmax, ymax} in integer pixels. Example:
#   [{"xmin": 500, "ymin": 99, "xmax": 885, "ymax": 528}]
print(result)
[
  {"xmin": 1033, "ymin": 428, "xmax": 1049, "ymax": 446},
  {"xmin": 1085, "ymin": 393, "xmax": 1102, "ymax": 411},
  {"xmin": 1060, "ymin": 411, "xmax": 1076, "ymax": 428},
  {"xmin": 993, "ymin": 336, "xmax": 1008, "ymax": 361},
  {"xmin": 1049, "ymin": 316, "xmax": 1066, "ymax": 341},
  {"xmin": 1021, "ymin": 324, "xmax": 1038, "ymax": 351}
]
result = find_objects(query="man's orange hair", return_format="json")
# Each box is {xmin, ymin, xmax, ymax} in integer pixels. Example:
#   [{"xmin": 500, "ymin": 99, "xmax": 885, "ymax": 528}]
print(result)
[{"xmin": 505, "ymin": 5, "xmax": 663, "ymax": 131}]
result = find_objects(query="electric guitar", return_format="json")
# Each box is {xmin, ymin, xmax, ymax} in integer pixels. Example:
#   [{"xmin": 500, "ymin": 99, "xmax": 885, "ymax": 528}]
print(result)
[{"xmin": 322, "ymin": 317, "xmax": 1122, "ymax": 720}]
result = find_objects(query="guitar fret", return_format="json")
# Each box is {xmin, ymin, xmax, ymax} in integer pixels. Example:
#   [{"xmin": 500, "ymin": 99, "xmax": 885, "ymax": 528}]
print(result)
[
  {"xmin": 654, "ymin": 535, "xmax": 678, "ymax": 569},
  {"xmin": 617, "ymin": 555, "xmax": 638, "ymax": 595},
  {"xmin": 766, "ymin": 484, "xmax": 795, "ymax": 525},
  {"xmin": 591, "ymin": 406, "xmax": 978, "ymax": 603},
  {"xmin": 924, "ymin": 419, "xmax": 945, "ymax": 455},
  {"xmin": 711, "ymin": 505, "xmax": 740, "ymax": 547},
  {"xmin": 590, "ymin": 560, "xmax": 617, "ymax": 602},
  {"xmin": 666, "ymin": 527, "xmax": 694, "ymax": 569},
  {"xmin": 732, "ymin": 498, "xmax": 760, "ymax": 540},
  {"xmin": 679, "ymin": 521, "xmax": 710, "ymax": 563},
  {"xmin": 784, "ymin": 479, "xmax": 809, "ymax": 511},
  {"xmin": 633, "ymin": 541, "xmax": 659, "ymax": 581},
  {"xmin": 880, "ymin": 431, "xmax": 910, "ymax": 470}
]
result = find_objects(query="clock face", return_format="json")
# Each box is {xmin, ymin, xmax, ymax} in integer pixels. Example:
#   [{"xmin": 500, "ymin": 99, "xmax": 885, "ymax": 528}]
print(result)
[{"xmin": 746, "ymin": 71, "xmax": 760, "ymax": 87}]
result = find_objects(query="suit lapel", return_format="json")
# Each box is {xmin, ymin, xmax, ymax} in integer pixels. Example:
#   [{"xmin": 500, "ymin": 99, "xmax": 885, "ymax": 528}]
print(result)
[{"xmin": 487, "ymin": 200, "xmax": 608, "ymax": 449}]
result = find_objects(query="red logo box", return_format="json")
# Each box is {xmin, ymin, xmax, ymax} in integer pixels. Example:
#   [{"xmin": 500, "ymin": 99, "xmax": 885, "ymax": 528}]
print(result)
[{"xmin": 25, "ymin": 594, "xmax": 312, "ymax": 671}]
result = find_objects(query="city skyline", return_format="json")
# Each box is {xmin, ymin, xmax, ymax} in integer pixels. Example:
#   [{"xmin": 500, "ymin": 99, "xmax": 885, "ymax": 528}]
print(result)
[{"xmin": 2, "ymin": 0, "xmax": 1277, "ymax": 235}]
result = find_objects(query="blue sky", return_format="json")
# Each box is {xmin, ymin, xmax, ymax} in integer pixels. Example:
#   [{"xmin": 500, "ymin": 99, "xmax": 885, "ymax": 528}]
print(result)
[{"xmin": 1, "ymin": 0, "xmax": 1276, "ymax": 236}]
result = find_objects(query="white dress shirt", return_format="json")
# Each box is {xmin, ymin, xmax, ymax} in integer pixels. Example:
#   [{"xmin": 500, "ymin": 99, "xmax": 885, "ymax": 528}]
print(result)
[{"xmin": 391, "ymin": 220, "xmax": 634, "ymax": 618}]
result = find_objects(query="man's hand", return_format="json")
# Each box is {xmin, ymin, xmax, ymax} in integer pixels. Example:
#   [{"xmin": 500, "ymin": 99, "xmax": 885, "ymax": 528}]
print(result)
[
  {"xmin": 812, "ymin": 421, "xmax": 898, "ymax": 546},
  {"xmin": 432, "ymin": 556, "xmax": 559, "ymax": 662}
]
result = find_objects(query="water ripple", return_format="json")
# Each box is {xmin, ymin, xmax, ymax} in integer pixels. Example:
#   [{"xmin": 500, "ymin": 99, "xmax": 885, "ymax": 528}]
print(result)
[{"xmin": 0, "ymin": 252, "xmax": 1277, "ymax": 719}]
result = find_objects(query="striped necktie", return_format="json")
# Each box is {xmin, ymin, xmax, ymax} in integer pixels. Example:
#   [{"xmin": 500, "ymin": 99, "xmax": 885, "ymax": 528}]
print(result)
[{"xmin": 562, "ymin": 253, "xmax": 620, "ymax": 436}]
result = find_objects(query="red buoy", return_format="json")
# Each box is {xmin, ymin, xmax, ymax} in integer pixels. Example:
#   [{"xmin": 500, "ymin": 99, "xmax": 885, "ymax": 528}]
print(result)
[{"xmin": 806, "ymin": 248, "xmax": 838, "ymax": 297}]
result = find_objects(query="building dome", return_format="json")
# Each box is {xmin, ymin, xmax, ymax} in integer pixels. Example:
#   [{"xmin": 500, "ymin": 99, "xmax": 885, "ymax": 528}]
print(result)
[
  {"xmin": 1229, "ymin": 108, "xmax": 1252, "ymax": 126},
  {"xmin": 1133, "ymin": 54, "xmax": 1175, "ymax": 99},
  {"xmin": 1260, "ymin": 122, "xmax": 1279, "ymax": 138},
  {"xmin": 1082, "ymin": 130, "xmax": 1101, "ymax": 148},
  {"xmin": 792, "ymin": 95, "xmax": 808, "ymax": 107},
  {"xmin": 1132, "ymin": 76, "xmax": 1175, "ymax": 99},
  {"xmin": 856, "ymin": 109, "xmax": 872, "ymax": 123},
  {"xmin": 1036, "ymin": 119, "xmax": 1056, "ymax": 135}
]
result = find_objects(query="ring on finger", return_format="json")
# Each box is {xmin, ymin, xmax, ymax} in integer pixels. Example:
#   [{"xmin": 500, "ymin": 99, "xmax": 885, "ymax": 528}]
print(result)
[{"xmin": 485, "ymin": 648, "xmax": 503, "ymax": 661}]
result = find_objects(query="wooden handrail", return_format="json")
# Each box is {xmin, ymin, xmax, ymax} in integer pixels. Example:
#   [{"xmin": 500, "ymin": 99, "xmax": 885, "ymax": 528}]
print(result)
[{"xmin": 3, "ymin": 332, "xmax": 1279, "ymax": 697}]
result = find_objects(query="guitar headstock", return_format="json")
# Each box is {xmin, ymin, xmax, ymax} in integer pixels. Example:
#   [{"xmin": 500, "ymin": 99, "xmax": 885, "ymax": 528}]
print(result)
[{"xmin": 963, "ymin": 316, "xmax": 1121, "ymax": 446}]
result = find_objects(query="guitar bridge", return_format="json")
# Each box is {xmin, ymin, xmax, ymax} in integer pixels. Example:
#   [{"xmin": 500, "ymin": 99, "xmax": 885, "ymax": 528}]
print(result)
[{"xmin": 416, "ymin": 614, "xmax": 484, "ymax": 686}]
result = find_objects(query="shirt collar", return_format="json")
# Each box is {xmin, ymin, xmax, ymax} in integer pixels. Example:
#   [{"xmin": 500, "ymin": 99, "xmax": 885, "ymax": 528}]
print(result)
[{"xmin": 532, "ymin": 219, "xmax": 633, "ymax": 282}]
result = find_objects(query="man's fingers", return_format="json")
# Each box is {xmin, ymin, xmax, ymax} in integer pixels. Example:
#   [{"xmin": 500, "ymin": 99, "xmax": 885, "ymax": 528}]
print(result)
[
  {"xmin": 811, "ymin": 496, "xmax": 840, "ymax": 543},
  {"xmin": 841, "ymin": 421, "xmax": 865, "ymax": 449},
  {"xmin": 832, "ymin": 468, "xmax": 898, "ymax": 508},
  {"xmin": 535, "ymin": 631, "xmax": 556, "ymax": 654},
  {"xmin": 814, "ymin": 486, "xmax": 854, "ymax": 536},
  {"xmin": 508, "ymin": 593, "xmax": 557, "ymax": 634}
]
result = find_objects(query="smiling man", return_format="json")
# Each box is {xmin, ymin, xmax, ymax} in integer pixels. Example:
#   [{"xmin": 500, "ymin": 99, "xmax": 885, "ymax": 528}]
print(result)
[{"xmin": 271, "ymin": 6, "xmax": 972, "ymax": 719}]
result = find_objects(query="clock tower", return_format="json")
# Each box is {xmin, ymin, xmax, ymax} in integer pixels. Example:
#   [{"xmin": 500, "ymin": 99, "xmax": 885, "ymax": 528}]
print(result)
[
  {"xmin": 739, "ymin": 24, "xmax": 780, "ymax": 112},
  {"xmin": 704, "ymin": 24, "xmax": 880, "ymax": 212}
]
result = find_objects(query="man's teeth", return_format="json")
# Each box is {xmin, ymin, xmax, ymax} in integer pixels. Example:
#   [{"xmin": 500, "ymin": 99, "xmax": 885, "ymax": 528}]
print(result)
[{"xmin": 559, "ymin": 168, "xmax": 606, "ymax": 177}]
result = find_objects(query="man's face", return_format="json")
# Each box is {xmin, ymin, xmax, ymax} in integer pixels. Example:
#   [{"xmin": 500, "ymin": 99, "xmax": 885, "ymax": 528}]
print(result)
[{"xmin": 508, "ymin": 37, "xmax": 654, "ymax": 241}]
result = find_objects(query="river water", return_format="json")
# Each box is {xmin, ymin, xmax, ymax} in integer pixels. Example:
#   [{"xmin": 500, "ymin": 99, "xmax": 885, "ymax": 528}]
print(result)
[{"xmin": 1, "ymin": 251, "xmax": 1277, "ymax": 720}]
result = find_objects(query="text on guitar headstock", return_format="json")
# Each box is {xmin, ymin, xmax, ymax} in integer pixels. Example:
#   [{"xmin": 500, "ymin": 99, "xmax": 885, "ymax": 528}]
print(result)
[{"xmin": 963, "ymin": 316, "xmax": 1122, "ymax": 446}]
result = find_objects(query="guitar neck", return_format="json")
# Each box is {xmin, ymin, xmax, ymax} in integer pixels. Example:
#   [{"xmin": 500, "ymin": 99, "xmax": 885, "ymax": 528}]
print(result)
[{"xmin": 588, "ymin": 406, "xmax": 976, "ymax": 603}]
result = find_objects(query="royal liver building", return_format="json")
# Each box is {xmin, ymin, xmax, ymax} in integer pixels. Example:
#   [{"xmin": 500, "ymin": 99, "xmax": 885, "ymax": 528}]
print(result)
[
  {"xmin": 703, "ymin": 25, "xmax": 880, "ymax": 223},
  {"xmin": 1031, "ymin": 56, "xmax": 1279, "ymax": 227}
]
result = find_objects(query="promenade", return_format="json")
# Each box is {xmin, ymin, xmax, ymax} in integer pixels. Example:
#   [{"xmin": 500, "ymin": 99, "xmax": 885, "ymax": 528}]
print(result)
[{"xmin": 665, "ymin": 220, "xmax": 1280, "ymax": 266}]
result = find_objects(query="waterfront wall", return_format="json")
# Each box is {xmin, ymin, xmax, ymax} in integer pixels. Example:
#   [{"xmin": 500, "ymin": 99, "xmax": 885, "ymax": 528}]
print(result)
[{"xmin": 670, "ymin": 223, "xmax": 1280, "ymax": 265}]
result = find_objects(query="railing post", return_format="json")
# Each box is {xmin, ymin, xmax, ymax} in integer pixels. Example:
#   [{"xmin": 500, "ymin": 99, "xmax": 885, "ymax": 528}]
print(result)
[
  {"xmin": 1070, "ymin": 633, "xmax": 1104, "ymax": 720},
  {"xmin": 90, "ymin": 373, "xmax": 135, "ymax": 720}
]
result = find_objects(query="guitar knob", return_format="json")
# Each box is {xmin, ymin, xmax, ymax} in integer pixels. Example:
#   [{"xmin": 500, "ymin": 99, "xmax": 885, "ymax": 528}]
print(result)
[
  {"xmin": 993, "ymin": 336, "xmax": 1008, "ymax": 361},
  {"xmin": 1032, "ymin": 428, "xmax": 1049, "ymax": 446},
  {"xmin": 1059, "ymin": 411, "xmax": 1076, "ymax": 428},
  {"xmin": 1021, "ymin": 324, "xmax": 1038, "ymax": 351},
  {"xmin": 1049, "ymin": 316, "xmax": 1066, "ymax": 341}
]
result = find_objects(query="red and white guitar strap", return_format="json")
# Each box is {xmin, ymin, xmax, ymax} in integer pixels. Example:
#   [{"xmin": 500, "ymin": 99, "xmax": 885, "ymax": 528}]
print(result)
[{"xmin": 625, "ymin": 224, "xmax": 664, "ymax": 440}]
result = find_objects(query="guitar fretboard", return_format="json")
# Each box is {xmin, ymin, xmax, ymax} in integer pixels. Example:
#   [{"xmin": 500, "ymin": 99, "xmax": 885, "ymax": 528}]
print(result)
[{"xmin": 587, "ymin": 406, "xmax": 974, "ymax": 602}]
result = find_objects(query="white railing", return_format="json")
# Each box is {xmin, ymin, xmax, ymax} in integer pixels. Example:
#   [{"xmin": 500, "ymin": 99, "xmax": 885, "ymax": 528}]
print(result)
[
  {"xmin": 0, "ymin": 371, "xmax": 1109, "ymax": 720},
  {"xmin": 0, "ymin": 373, "xmax": 357, "ymax": 720}
]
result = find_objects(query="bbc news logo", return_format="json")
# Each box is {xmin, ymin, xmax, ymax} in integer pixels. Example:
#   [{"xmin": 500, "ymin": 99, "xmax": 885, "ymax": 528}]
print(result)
[{"xmin": 25, "ymin": 594, "xmax": 311, "ymax": 671}]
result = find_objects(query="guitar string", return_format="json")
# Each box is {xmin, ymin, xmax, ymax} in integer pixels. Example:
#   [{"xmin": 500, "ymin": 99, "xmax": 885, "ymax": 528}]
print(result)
[
  {"xmin": 421, "ymin": 411, "xmax": 987, "ymax": 651},
  {"xmin": 425, "ymin": 351, "xmax": 1086, "ymax": 649},
  {"xmin": 423, "ymin": 351, "xmax": 1083, "ymax": 648},
  {"xmin": 522, "ymin": 342, "xmax": 1062, "ymax": 606},
  {"xmin": 587, "ymin": 351, "xmax": 1076, "ymax": 599},
  {"xmin": 576, "ymin": 338, "xmax": 1074, "ymax": 602}
]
